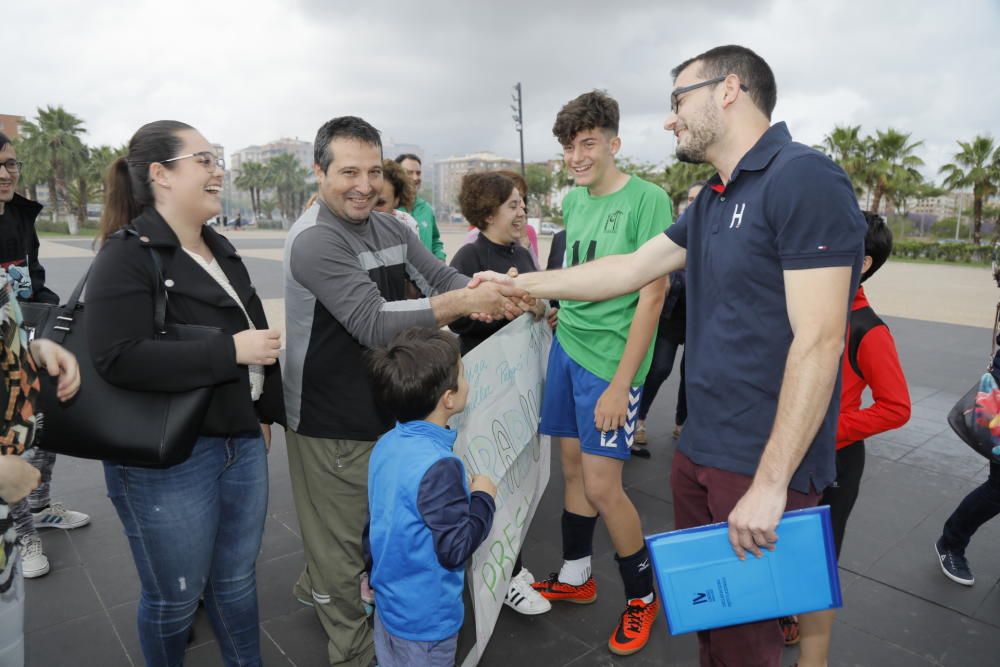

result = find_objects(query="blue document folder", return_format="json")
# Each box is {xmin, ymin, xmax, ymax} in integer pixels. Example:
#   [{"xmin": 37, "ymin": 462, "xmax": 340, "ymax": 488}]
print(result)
[{"xmin": 646, "ymin": 506, "xmax": 842, "ymax": 635}]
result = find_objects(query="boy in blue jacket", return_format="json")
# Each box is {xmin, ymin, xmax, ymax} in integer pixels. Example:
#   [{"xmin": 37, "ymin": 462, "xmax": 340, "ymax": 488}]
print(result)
[{"xmin": 366, "ymin": 328, "xmax": 497, "ymax": 667}]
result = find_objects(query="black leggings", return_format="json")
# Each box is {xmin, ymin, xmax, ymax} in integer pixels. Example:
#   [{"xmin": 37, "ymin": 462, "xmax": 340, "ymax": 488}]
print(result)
[{"xmin": 820, "ymin": 442, "xmax": 866, "ymax": 558}]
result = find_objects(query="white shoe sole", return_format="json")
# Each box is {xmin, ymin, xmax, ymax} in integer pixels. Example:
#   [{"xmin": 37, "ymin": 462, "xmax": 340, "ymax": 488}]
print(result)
[
  {"xmin": 503, "ymin": 598, "xmax": 551, "ymax": 615},
  {"xmin": 21, "ymin": 561, "xmax": 50, "ymax": 579},
  {"xmin": 33, "ymin": 515, "xmax": 91, "ymax": 530},
  {"xmin": 935, "ymin": 542, "xmax": 974, "ymax": 586}
]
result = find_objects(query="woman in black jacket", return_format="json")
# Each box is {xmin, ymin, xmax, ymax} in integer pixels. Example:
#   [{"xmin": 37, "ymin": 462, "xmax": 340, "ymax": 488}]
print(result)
[{"xmin": 86, "ymin": 120, "xmax": 284, "ymax": 667}]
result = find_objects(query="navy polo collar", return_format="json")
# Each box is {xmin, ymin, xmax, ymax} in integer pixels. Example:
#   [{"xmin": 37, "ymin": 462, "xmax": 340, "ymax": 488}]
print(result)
[{"xmin": 729, "ymin": 122, "xmax": 792, "ymax": 184}]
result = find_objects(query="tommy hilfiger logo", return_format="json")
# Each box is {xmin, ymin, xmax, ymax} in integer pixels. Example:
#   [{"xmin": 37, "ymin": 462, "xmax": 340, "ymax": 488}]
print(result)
[{"xmin": 729, "ymin": 203, "xmax": 746, "ymax": 229}]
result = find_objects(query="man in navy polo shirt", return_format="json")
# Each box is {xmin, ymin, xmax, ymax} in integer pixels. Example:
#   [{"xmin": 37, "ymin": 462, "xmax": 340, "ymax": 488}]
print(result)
[{"xmin": 475, "ymin": 44, "xmax": 865, "ymax": 666}]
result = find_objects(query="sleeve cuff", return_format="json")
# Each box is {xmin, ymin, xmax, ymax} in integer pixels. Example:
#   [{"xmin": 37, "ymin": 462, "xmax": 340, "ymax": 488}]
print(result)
[{"xmin": 779, "ymin": 252, "xmax": 858, "ymax": 271}]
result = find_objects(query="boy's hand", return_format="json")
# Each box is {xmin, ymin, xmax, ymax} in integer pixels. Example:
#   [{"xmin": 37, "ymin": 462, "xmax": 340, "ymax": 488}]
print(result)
[
  {"xmin": 470, "ymin": 474, "xmax": 497, "ymax": 498},
  {"xmin": 594, "ymin": 381, "xmax": 630, "ymax": 432}
]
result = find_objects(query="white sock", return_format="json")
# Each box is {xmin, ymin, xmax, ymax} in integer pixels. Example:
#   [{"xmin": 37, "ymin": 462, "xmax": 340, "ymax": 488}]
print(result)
[
  {"xmin": 558, "ymin": 556, "xmax": 592, "ymax": 586},
  {"xmin": 639, "ymin": 592, "xmax": 655, "ymax": 604}
]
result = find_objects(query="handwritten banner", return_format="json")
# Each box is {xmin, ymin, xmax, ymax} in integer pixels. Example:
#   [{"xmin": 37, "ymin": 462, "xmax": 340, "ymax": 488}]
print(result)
[{"xmin": 450, "ymin": 315, "xmax": 552, "ymax": 666}]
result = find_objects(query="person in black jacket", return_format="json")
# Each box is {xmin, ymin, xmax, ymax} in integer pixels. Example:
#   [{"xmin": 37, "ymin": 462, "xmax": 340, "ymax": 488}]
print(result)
[
  {"xmin": 0, "ymin": 131, "xmax": 89, "ymax": 582},
  {"xmin": 449, "ymin": 170, "xmax": 553, "ymax": 617},
  {"xmin": 85, "ymin": 120, "xmax": 285, "ymax": 667}
]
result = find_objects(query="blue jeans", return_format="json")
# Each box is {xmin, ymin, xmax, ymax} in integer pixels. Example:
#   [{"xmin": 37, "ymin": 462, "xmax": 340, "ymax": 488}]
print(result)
[{"xmin": 104, "ymin": 434, "xmax": 268, "ymax": 667}]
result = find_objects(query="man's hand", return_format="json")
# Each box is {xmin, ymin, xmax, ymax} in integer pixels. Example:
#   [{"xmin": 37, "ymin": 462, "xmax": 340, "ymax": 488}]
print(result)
[
  {"xmin": 594, "ymin": 381, "xmax": 630, "ymax": 432},
  {"xmin": 467, "ymin": 270, "xmax": 514, "ymax": 289},
  {"xmin": 29, "ymin": 339, "xmax": 81, "ymax": 402},
  {"xmin": 0, "ymin": 454, "xmax": 41, "ymax": 503},
  {"xmin": 727, "ymin": 482, "xmax": 787, "ymax": 559},
  {"xmin": 465, "ymin": 281, "xmax": 534, "ymax": 322},
  {"xmin": 546, "ymin": 306, "xmax": 559, "ymax": 330}
]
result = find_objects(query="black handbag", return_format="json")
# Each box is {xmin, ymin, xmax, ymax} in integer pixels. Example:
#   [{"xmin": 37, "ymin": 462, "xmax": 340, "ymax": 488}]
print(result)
[
  {"xmin": 947, "ymin": 302, "xmax": 1000, "ymax": 464},
  {"xmin": 25, "ymin": 235, "xmax": 222, "ymax": 466}
]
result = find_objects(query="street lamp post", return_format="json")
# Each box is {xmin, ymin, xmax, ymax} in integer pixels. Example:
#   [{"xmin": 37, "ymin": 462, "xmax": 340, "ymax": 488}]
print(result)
[{"xmin": 512, "ymin": 82, "xmax": 525, "ymax": 176}]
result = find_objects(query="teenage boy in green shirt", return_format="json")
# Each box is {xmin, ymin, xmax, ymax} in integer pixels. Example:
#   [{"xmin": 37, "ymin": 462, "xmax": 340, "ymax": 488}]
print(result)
[{"xmin": 530, "ymin": 91, "xmax": 671, "ymax": 656}]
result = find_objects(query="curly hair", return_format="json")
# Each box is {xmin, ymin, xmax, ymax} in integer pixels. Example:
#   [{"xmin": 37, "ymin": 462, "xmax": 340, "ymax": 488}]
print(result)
[
  {"xmin": 381, "ymin": 159, "xmax": 416, "ymax": 210},
  {"xmin": 459, "ymin": 171, "xmax": 516, "ymax": 230},
  {"xmin": 552, "ymin": 90, "xmax": 620, "ymax": 146}
]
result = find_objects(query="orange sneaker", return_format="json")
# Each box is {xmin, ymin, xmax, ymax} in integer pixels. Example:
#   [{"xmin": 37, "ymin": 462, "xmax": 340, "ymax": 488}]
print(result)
[
  {"xmin": 608, "ymin": 597, "xmax": 659, "ymax": 656},
  {"xmin": 530, "ymin": 573, "xmax": 597, "ymax": 604}
]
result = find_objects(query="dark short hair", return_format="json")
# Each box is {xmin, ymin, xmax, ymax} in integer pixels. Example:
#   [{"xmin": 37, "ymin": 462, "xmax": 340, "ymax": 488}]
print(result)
[
  {"xmin": 459, "ymin": 171, "xmax": 516, "ymax": 230},
  {"xmin": 0, "ymin": 131, "xmax": 11, "ymax": 151},
  {"xmin": 671, "ymin": 45, "xmax": 777, "ymax": 119},
  {"xmin": 395, "ymin": 153, "xmax": 421, "ymax": 165},
  {"xmin": 552, "ymin": 90, "xmax": 620, "ymax": 146},
  {"xmin": 368, "ymin": 328, "xmax": 461, "ymax": 422},
  {"xmin": 860, "ymin": 211, "xmax": 892, "ymax": 283},
  {"xmin": 314, "ymin": 116, "xmax": 382, "ymax": 173},
  {"xmin": 381, "ymin": 159, "xmax": 416, "ymax": 210}
]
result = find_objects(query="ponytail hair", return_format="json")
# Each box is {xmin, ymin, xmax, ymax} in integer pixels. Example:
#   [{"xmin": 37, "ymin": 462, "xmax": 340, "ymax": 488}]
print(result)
[{"xmin": 99, "ymin": 120, "xmax": 194, "ymax": 241}]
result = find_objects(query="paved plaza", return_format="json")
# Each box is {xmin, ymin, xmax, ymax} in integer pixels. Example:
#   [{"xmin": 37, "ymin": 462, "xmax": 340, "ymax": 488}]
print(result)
[{"xmin": 18, "ymin": 229, "xmax": 1000, "ymax": 666}]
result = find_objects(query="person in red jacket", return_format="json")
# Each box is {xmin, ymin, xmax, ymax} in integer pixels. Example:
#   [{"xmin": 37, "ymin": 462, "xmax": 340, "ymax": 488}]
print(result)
[{"xmin": 789, "ymin": 211, "xmax": 912, "ymax": 665}]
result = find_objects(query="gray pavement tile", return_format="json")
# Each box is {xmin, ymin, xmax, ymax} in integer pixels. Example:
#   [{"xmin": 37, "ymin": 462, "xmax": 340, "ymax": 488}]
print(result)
[
  {"xmin": 256, "ymin": 551, "xmax": 310, "ymax": 623},
  {"xmin": 908, "ymin": 402, "xmax": 953, "ymax": 424},
  {"xmin": 938, "ymin": 609, "xmax": 1000, "ymax": 667},
  {"xmin": 181, "ymin": 632, "xmax": 295, "ymax": 667},
  {"xmin": 867, "ymin": 436, "xmax": 916, "ymax": 462},
  {"xmin": 271, "ymin": 510, "xmax": 302, "ymax": 539},
  {"xmin": 915, "ymin": 391, "xmax": 964, "ymax": 412},
  {"xmin": 260, "ymin": 606, "xmax": 332, "ymax": 666},
  {"xmin": 971, "ymin": 579, "xmax": 1000, "ymax": 629},
  {"xmin": 108, "ymin": 599, "xmax": 217, "ymax": 664},
  {"xmin": 23, "ymin": 564, "xmax": 104, "ymax": 633},
  {"xmin": 864, "ymin": 501, "xmax": 1000, "ymax": 618},
  {"xmin": 908, "ymin": 385, "xmax": 945, "ymax": 403},
  {"xmin": 837, "ymin": 576, "xmax": 972, "ymax": 664},
  {"xmin": 25, "ymin": 610, "xmax": 131, "ymax": 667},
  {"xmin": 86, "ymin": 551, "xmax": 141, "ymax": 609},
  {"xmin": 824, "ymin": 620, "xmax": 938, "ymax": 667},
  {"xmin": 898, "ymin": 446, "xmax": 987, "ymax": 480},
  {"xmin": 878, "ymin": 422, "xmax": 939, "ymax": 447},
  {"xmin": 257, "ymin": 516, "xmax": 304, "ymax": 564},
  {"xmin": 67, "ymin": 509, "xmax": 133, "ymax": 562},
  {"xmin": 478, "ymin": 604, "xmax": 595, "ymax": 667}
]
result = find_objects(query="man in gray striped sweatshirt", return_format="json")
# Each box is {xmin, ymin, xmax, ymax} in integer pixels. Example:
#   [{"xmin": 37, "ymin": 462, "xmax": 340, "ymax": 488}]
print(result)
[{"xmin": 283, "ymin": 116, "xmax": 527, "ymax": 667}]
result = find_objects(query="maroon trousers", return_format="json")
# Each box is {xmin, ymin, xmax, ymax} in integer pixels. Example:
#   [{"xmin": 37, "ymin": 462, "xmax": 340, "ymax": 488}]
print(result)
[{"xmin": 669, "ymin": 450, "xmax": 820, "ymax": 667}]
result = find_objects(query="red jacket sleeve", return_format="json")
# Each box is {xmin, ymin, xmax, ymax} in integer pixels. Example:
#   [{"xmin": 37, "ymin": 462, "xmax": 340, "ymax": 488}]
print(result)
[{"xmin": 837, "ymin": 325, "xmax": 911, "ymax": 444}]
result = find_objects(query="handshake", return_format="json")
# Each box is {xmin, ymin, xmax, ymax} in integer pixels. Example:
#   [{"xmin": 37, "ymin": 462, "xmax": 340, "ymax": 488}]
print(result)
[{"xmin": 464, "ymin": 269, "xmax": 546, "ymax": 324}]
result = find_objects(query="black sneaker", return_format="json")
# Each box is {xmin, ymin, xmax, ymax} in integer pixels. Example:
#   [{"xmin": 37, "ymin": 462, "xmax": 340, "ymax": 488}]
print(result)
[{"xmin": 935, "ymin": 537, "xmax": 974, "ymax": 586}]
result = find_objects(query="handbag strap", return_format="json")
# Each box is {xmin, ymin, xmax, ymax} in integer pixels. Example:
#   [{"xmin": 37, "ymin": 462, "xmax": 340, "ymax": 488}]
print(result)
[{"xmin": 47, "ymin": 227, "xmax": 170, "ymax": 343}]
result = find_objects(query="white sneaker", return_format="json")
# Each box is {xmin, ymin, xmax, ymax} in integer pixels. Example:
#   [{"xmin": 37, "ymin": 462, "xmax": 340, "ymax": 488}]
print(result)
[
  {"xmin": 32, "ymin": 502, "xmax": 90, "ymax": 530},
  {"xmin": 504, "ymin": 568, "xmax": 551, "ymax": 616},
  {"xmin": 18, "ymin": 535, "xmax": 50, "ymax": 579}
]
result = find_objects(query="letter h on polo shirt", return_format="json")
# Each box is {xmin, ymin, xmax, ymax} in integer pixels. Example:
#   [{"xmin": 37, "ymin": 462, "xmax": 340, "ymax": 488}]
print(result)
[{"xmin": 729, "ymin": 203, "xmax": 746, "ymax": 229}]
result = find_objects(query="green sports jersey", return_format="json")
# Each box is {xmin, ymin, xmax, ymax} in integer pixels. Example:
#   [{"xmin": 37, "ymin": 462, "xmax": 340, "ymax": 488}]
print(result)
[{"xmin": 556, "ymin": 175, "xmax": 673, "ymax": 385}]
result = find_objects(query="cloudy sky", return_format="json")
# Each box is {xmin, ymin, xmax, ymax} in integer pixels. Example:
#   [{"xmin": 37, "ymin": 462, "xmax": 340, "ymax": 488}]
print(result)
[{"xmin": 8, "ymin": 0, "xmax": 999, "ymax": 178}]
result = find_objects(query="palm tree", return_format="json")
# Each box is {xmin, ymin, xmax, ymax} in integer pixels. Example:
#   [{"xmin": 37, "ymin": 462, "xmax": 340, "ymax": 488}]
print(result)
[
  {"xmin": 939, "ymin": 135, "xmax": 998, "ymax": 246},
  {"xmin": 234, "ymin": 161, "xmax": 269, "ymax": 218},
  {"xmin": 266, "ymin": 154, "xmax": 309, "ymax": 222},
  {"xmin": 867, "ymin": 128, "xmax": 924, "ymax": 215},
  {"xmin": 818, "ymin": 125, "xmax": 866, "ymax": 194},
  {"xmin": 662, "ymin": 160, "xmax": 716, "ymax": 213},
  {"xmin": 64, "ymin": 144, "xmax": 125, "ymax": 230},
  {"xmin": 18, "ymin": 106, "xmax": 88, "ymax": 232}
]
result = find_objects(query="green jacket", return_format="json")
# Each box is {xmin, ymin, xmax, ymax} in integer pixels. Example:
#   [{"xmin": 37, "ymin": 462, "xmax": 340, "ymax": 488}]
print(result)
[{"xmin": 404, "ymin": 197, "xmax": 445, "ymax": 260}]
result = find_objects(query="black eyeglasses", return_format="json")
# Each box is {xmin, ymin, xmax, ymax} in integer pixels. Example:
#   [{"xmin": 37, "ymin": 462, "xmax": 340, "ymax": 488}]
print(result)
[
  {"xmin": 0, "ymin": 159, "xmax": 23, "ymax": 174},
  {"xmin": 161, "ymin": 151, "xmax": 225, "ymax": 172},
  {"xmin": 670, "ymin": 76, "xmax": 749, "ymax": 114}
]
